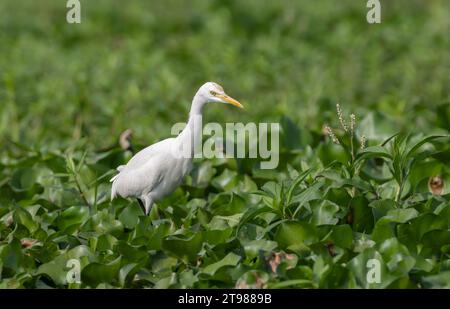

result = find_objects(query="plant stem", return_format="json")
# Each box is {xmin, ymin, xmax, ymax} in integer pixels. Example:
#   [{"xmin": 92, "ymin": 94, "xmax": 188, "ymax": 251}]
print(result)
[{"xmin": 74, "ymin": 173, "xmax": 90, "ymax": 206}]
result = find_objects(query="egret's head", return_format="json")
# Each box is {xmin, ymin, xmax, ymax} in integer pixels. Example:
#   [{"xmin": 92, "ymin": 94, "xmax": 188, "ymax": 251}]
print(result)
[{"xmin": 196, "ymin": 82, "xmax": 244, "ymax": 109}]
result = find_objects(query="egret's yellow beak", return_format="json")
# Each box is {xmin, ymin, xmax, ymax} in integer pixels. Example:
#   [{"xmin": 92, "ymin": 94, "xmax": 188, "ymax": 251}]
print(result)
[{"xmin": 216, "ymin": 93, "xmax": 244, "ymax": 109}]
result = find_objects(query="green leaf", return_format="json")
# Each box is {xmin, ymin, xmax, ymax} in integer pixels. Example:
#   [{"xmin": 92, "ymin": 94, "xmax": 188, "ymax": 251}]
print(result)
[
  {"xmin": 56, "ymin": 206, "xmax": 89, "ymax": 231},
  {"xmin": 311, "ymin": 200, "xmax": 339, "ymax": 225},
  {"xmin": 410, "ymin": 213, "xmax": 447, "ymax": 241},
  {"xmin": 191, "ymin": 161, "xmax": 216, "ymax": 188},
  {"xmin": 285, "ymin": 168, "xmax": 311, "ymax": 205},
  {"xmin": 378, "ymin": 238, "xmax": 415, "ymax": 276},
  {"xmin": 202, "ymin": 252, "xmax": 241, "ymax": 276},
  {"xmin": 371, "ymin": 218, "xmax": 395, "ymax": 243},
  {"xmin": 370, "ymin": 199, "xmax": 397, "ymax": 222},
  {"xmin": 81, "ymin": 256, "xmax": 122, "ymax": 287},
  {"xmin": 381, "ymin": 133, "xmax": 401, "ymax": 147},
  {"xmin": 275, "ymin": 221, "xmax": 318, "ymax": 252},
  {"xmin": 202, "ymin": 228, "xmax": 233, "ymax": 245},
  {"xmin": 405, "ymin": 135, "xmax": 448, "ymax": 159},
  {"xmin": 119, "ymin": 263, "xmax": 140, "ymax": 287},
  {"xmin": 211, "ymin": 169, "xmax": 238, "ymax": 191},
  {"xmin": 355, "ymin": 146, "xmax": 392, "ymax": 164},
  {"xmin": 421, "ymin": 230, "xmax": 450, "ymax": 253},
  {"xmin": 179, "ymin": 269, "xmax": 198, "ymax": 288},
  {"xmin": 162, "ymin": 233, "xmax": 203, "ymax": 263},
  {"xmin": 329, "ymin": 225, "xmax": 353, "ymax": 249},
  {"xmin": 118, "ymin": 203, "xmax": 143, "ymax": 229},
  {"xmin": 422, "ymin": 271, "xmax": 450, "ymax": 288},
  {"xmin": 10, "ymin": 167, "xmax": 41, "ymax": 192},
  {"xmin": 384, "ymin": 208, "xmax": 418, "ymax": 223},
  {"xmin": 36, "ymin": 245, "xmax": 94, "ymax": 286},
  {"xmin": 350, "ymin": 196, "xmax": 374, "ymax": 233},
  {"xmin": 290, "ymin": 182, "xmax": 323, "ymax": 206},
  {"xmin": 13, "ymin": 207, "xmax": 38, "ymax": 233},
  {"xmin": 209, "ymin": 192, "xmax": 246, "ymax": 216},
  {"xmin": 82, "ymin": 210, "xmax": 123, "ymax": 237},
  {"xmin": 0, "ymin": 239, "xmax": 24, "ymax": 274},
  {"xmin": 348, "ymin": 249, "xmax": 398, "ymax": 288},
  {"xmin": 243, "ymin": 239, "xmax": 278, "ymax": 260}
]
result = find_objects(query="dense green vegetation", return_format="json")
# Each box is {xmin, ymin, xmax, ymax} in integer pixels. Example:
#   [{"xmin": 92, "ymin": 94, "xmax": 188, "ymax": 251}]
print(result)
[{"xmin": 0, "ymin": 0, "xmax": 449, "ymax": 288}]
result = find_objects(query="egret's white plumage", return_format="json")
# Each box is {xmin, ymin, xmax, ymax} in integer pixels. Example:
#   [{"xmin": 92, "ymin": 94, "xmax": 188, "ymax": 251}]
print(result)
[{"xmin": 110, "ymin": 82, "xmax": 243, "ymax": 214}]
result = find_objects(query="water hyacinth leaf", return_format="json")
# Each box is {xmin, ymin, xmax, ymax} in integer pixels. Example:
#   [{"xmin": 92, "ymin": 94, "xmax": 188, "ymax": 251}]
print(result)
[
  {"xmin": 13, "ymin": 207, "xmax": 39, "ymax": 233},
  {"xmin": 190, "ymin": 161, "xmax": 216, "ymax": 188},
  {"xmin": 348, "ymin": 249, "xmax": 397, "ymax": 288},
  {"xmin": 370, "ymin": 199, "xmax": 397, "ymax": 222},
  {"xmin": 202, "ymin": 228, "xmax": 233, "ymax": 245},
  {"xmin": 0, "ymin": 239, "xmax": 24, "ymax": 274},
  {"xmin": 422, "ymin": 271, "xmax": 450, "ymax": 288},
  {"xmin": 118, "ymin": 203, "xmax": 143, "ymax": 229},
  {"xmin": 10, "ymin": 167, "xmax": 40, "ymax": 192},
  {"xmin": 350, "ymin": 196, "xmax": 374, "ymax": 233},
  {"xmin": 55, "ymin": 206, "xmax": 90, "ymax": 231},
  {"xmin": 162, "ymin": 233, "xmax": 203, "ymax": 263},
  {"xmin": 235, "ymin": 270, "xmax": 269, "ymax": 289},
  {"xmin": 119, "ymin": 263, "xmax": 141, "ymax": 287},
  {"xmin": 145, "ymin": 221, "xmax": 172, "ymax": 250},
  {"xmin": 329, "ymin": 225, "xmax": 353, "ymax": 249},
  {"xmin": 81, "ymin": 256, "xmax": 122, "ymax": 287},
  {"xmin": 211, "ymin": 169, "xmax": 239, "ymax": 191},
  {"xmin": 94, "ymin": 234, "xmax": 118, "ymax": 252},
  {"xmin": 116, "ymin": 241, "xmax": 149, "ymax": 264},
  {"xmin": 243, "ymin": 239, "xmax": 278, "ymax": 260},
  {"xmin": 371, "ymin": 218, "xmax": 395, "ymax": 243},
  {"xmin": 202, "ymin": 252, "xmax": 241, "ymax": 276},
  {"xmin": 36, "ymin": 245, "xmax": 94, "ymax": 286},
  {"xmin": 408, "ymin": 213, "xmax": 447, "ymax": 241},
  {"xmin": 209, "ymin": 193, "xmax": 246, "ymax": 216},
  {"xmin": 421, "ymin": 230, "xmax": 450, "ymax": 253},
  {"xmin": 179, "ymin": 269, "xmax": 198, "ymax": 288},
  {"xmin": 311, "ymin": 200, "xmax": 339, "ymax": 226},
  {"xmin": 275, "ymin": 221, "xmax": 318, "ymax": 252},
  {"xmin": 319, "ymin": 264, "xmax": 353, "ymax": 288},
  {"xmin": 81, "ymin": 210, "xmax": 124, "ymax": 237},
  {"xmin": 384, "ymin": 208, "xmax": 418, "ymax": 223},
  {"xmin": 378, "ymin": 238, "xmax": 415, "ymax": 276}
]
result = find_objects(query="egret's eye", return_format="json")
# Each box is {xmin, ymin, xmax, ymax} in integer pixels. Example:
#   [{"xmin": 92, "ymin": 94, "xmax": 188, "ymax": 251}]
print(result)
[{"xmin": 210, "ymin": 90, "xmax": 218, "ymax": 96}]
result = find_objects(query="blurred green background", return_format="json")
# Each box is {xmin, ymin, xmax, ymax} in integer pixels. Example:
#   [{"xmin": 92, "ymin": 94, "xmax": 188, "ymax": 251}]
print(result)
[{"xmin": 0, "ymin": 0, "xmax": 449, "ymax": 150}]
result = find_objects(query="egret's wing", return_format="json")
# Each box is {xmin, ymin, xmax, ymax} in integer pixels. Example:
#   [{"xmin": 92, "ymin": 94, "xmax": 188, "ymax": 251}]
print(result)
[
  {"xmin": 112, "ymin": 158, "xmax": 165, "ymax": 198},
  {"xmin": 110, "ymin": 138, "xmax": 176, "ymax": 199},
  {"xmin": 122, "ymin": 138, "xmax": 175, "ymax": 170},
  {"xmin": 110, "ymin": 165, "xmax": 125, "ymax": 182},
  {"xmin": 110, "ymin": 138, "xmax": 174, "ymax": 182}
]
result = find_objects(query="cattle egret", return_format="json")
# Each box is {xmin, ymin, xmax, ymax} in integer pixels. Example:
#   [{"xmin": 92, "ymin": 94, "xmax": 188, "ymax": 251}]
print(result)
[{"xmin": 110, "ymin": 82, "xmax": 243, "ymax": 214}]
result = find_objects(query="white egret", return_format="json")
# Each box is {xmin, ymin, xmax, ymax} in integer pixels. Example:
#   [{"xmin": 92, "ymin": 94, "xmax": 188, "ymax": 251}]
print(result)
[{"xmin": 110, "ymin": 82, "xmax": 243, "ymax": 214}]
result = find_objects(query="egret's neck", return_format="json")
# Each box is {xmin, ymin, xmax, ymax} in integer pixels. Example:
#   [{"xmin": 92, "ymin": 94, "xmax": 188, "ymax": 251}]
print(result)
[
  {"xmin": 189, "ymin": 93, "xmax": 206, "ymax": 116},
  {"xmin": 176, "ymin": 95, "xmax": 206, "ymax": 157}
]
